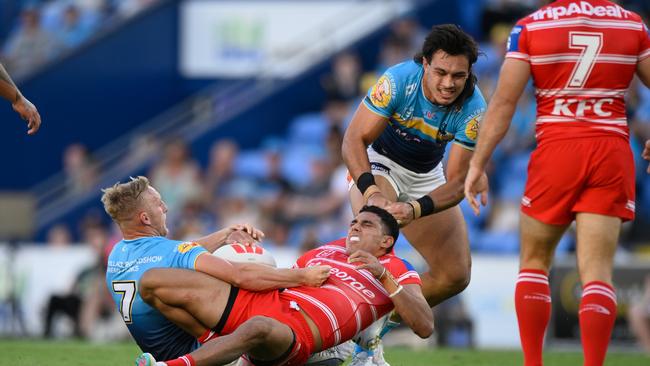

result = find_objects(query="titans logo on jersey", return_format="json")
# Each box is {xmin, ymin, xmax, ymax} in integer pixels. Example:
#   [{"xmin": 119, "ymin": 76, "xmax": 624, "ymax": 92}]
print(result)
[
  {"xmin": 363, "ymin": 61, "xmax": 486, "ymax": 173},
  {"xmin": 106, "ymin": 236, "xmax": 208, "ymax": 360}
]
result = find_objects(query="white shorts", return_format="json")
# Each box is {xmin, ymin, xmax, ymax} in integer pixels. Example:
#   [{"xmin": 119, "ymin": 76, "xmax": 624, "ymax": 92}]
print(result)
[{"xmin": 348, "ymin": 146, "xmax": 446, "ymax": 201}]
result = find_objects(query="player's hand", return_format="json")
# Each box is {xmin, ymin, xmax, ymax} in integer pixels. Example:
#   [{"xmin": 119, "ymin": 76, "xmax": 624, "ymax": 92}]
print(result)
[
  {"xmin": 348, "ymin": 250, "xmax": 383, "ymax": 278},
  {"xmin": 301, "ymin": 265, "xmax": 332, "ymax": 287},
  {"xmin": 225, "ymin": 223, "xmax": 265, "ymax": 246},
  {"xmin": 366, "ymin": 191, "xmax": 391, "ymax": 209},
  {"xmin": 464, "ymin": 165, "xmax": 489, "ymax": 216},
  {"xmin": 384, "ymin": 201, "xmax": 414, "ymax": 227},
  {"xmin": 643, "ymin": 139, "xmax": 650, "ymax": 174},
  {"xmin": 12, "ymin": 95, "xmax": 41, "ymax": 135}
]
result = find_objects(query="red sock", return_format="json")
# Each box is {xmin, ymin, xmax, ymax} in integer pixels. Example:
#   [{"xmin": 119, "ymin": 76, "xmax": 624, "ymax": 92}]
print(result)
[
  {"xmin": 165, "ymin": 355, "xmax": 196, "ymax": 366},
  {"xmin": 579, "ymin": 281, "xmax": 617, "ymax": 366},
  {"xmin": 515, "ymin": 269, "xmax": 551, "ymax": 366}
]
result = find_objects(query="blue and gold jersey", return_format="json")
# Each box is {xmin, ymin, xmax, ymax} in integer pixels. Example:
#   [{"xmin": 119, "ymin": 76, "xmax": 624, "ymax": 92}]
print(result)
[
  {"xmin": 106, "ymin": 236, "xmax": 207, "ymax": 360},
  {"xmin": 363, "ymin": 61, "xmax": 486, "ymax": 173}
]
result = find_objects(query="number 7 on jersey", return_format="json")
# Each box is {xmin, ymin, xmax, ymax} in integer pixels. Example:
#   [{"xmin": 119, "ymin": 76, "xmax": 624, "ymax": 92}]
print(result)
[
  {"xmin": 567, "ymin": 32, "xmax": 603, "ymax": 88},
  {"xmin": 112, "ymin": 281, "xmax": 136, "ymax": 323}
]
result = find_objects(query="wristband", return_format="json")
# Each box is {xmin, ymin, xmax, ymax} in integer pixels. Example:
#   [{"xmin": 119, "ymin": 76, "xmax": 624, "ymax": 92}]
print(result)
[
  {"xmin": 356, "ymin": 172, "xmax": 376, "ymax": 195},
  {"xmin": 378, "ymin": 267, "xmax": 387, "ymax": 280},
  {"xmin": 383, "ymin": 271, "xmax": 400, "ymax": 288},
  {"xmin": 407, "ymin": 200, "xmax": 420, "ymax": 219},
  {"xmin": 416, "ymin": 195, "xmax": 435, "ymax": 217},
  {"xmin": 389, "ymin": 285, "xmax": 404, "ymax": 298},
  {"xmin": 363, "ymin": 185, "xmax": 381, "ymax": 202}
]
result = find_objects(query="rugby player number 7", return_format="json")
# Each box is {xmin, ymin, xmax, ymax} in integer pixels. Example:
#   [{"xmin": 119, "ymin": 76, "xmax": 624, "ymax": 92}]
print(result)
[
  {"xmin": 567, "ymin": 32, "xmax": 603, "ymax": 88},
  {"xmin": 113, "ymin": 281, "xmax": 136, "ymax": 323}
]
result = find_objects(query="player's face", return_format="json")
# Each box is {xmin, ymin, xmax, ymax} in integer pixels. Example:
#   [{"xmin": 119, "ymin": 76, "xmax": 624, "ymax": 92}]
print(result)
[
  {"xmin": 422, "ymin": 50, "xmax": 470, "ymax": 106},
  {"xmin": 346, "ymin": 212, "xmax": 388, "ymax": 257},
  {"xmin": 141, "ymin": 187, "xmax": 169, "ymax": 237}
]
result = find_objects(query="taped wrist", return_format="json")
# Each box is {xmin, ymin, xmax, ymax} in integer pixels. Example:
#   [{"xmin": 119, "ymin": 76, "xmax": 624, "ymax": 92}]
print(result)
[
  {"xmin": 356, "ymin": 172, "xmax": 376, "ymax": 195},
  {"xmin": 416, "ymin": 195, "xmax": 435, "ymax": 217},
  {"xmin": 363, "ymin": 185, "xmax": 382, "ymax": 202}
]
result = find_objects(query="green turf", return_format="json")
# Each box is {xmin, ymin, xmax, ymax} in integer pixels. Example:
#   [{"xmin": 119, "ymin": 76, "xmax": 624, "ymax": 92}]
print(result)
[
  {"xmin": 0, "ymin": 339, "xmax": 140, "ymax": 366},
  {"xmin": 382, "ymin": 347, "xmax": 649, "ymax": 366},
  {"xmin": 0, "ymin": 340, "xmax": 647, "ymax": 366}
]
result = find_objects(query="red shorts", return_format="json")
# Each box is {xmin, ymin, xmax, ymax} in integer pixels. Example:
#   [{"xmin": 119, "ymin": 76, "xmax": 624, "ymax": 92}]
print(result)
[
  {"xmin": 217, "ymin": 289, "xmax": 315, "ymax": 366},
  {"xmin": 522, "ymin": 136, "xmax": 635, "ymax": 225}
]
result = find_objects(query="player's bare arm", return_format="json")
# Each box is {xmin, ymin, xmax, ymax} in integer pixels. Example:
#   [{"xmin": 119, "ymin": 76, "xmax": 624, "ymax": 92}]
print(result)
[
  {"xmin": 385, "ymin": 143, "xmax": 477, "ymax": 226},
  {"xmin": 349, "ymin": 249, "xmax": 433, "ymax": 338},
  {"xmin": 0, "ymin": 64, "xmax": 20, "ymax": 103},
  {"xmin": 342, "ymin": 103, "xmax": 391, "ymax": 207},
  {"xmin": 194, "ymin": 253, "xmax": 331, "ymax": 291},
  {"xmin": 636, "ymin": 58, "xmax": 650, "ymax": 174},
  {"xmin": 636, "ymin": 56, "xmax": 650, "ymax": 88},
  {"xmin": 387, "ymin": 283, "xmax": 433, "ymax": 337},
  {"xmin": 0, "ymin": 63, "xmax": 41, "ymax": 135},
  {"xmin": 194, "ymin": 223, "xmax": 265, "ymax": 252},
  {"xmin": 641, "ymin": 117, "xmax": 650, "ymax": 177},
  {"xmin": 465, "ymin": 58, "xmax": 530, "ymax": 214}
]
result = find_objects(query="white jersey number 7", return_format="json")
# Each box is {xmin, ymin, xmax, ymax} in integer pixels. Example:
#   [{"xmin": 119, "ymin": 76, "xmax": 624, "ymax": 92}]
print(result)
[{"xmin": 567, "ymin": 32, "xmax": 603, "ymax": 88}]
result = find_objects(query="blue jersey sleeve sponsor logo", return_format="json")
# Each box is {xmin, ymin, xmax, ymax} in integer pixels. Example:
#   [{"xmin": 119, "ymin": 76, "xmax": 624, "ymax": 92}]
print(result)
[
  {"xmin": 364, "ymin": 70, "xmax": 399, "ymax": 117},
  {"xmin": 173, "ymin": 241, "xmax": 207, "ymax": 270},
  {"xmin": 176, "ymin": 242, "xmax": 200, "ymax": 254},
  {"xmin": 464, "ymin": 114, "xmax": 480, "ymax": 141},
  {"xmin": 506, "ymin": 25, "xmax": 524, "ymax": 52},
  {"xmin": 370, "ymin": 75, "xmax": 393, "ymax": 108}
]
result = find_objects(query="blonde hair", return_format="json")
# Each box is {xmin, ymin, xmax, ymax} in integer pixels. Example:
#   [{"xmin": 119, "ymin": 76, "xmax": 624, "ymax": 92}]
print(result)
[{"xmin": 101, "ymin": 176, "xmax": 150, "ymax": 223}]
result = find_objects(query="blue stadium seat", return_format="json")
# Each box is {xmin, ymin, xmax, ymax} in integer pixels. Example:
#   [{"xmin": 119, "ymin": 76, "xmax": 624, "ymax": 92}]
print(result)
[
  {"xmin": 287, "ymin": 113, "xmax": 329, "ymax": 147},
  {"xmin": 234, "ymin": 150, "xmax": 270, "ymax": 179},
  {"xmin": 475, "ymin": 230, "xmax": 519, "ymax": 254},
  {"xmin": 280, "ymin": 145, "xmax": 327, "ymax": 189}
]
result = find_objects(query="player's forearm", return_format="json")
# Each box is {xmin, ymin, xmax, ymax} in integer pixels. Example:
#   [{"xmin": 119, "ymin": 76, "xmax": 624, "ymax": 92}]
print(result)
[
  {"xmin": 232, "ymin": 263, "xmax": 308, "ymax": 291},
  {"xmin": 425, "ymin": 177, "xmax": 465, "ymax": 213},
  {"xmin": 379, "ymin": 272, "xmax": 433, "ymax": 337},
  {"xmin": 342, "ymin": 135, "xmax": 372, "ymax": 181},
  {"xmin": 636, "ymin": 57, "xmax": 650, "ymax": 88},
  {"xmin": 472, "ymin": 59, "xmax": 527, "ymax": 171},
  {"xmin": 194, "ymin": 228, "xmax": 232, "ymax": 253},
  {"xmin": 389, "ymin": 286, "xmax": 434, "ymax": 338},
  {"xmin": 471, "ymin": 102, "xmax": 515, "ymax": 170},
  {"xmin": 0, "ymin": 63, "xmax": 20, "ymax": 104}
]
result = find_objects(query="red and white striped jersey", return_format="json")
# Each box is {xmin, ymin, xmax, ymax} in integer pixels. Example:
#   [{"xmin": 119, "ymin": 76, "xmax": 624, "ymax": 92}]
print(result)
[
  {"xmin": 506, "ymin": 0, "xmax": 650, "ymax": 144},
  {"xmin": 284, "ymin": 239, "xmax": 420, "ymax": 349}
]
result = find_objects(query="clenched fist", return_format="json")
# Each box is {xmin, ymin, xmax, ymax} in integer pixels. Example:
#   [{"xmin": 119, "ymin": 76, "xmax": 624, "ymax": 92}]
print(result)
[{"xmin": 301, "ymin": 265, "xmax": 332, "ymax": 287}]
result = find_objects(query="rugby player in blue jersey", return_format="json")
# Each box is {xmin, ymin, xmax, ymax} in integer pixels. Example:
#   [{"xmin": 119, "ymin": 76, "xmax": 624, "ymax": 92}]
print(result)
[
  {"xmin": 342, "ymin": 24, "xmax": 487, "ymax": 364},
  {"xmin": 0, "ymin": 62, "xmax": 40, "ymax": 135},
  {"xmin": 101, "ymin": 176, "xmax": 331, "ymax": 362}
]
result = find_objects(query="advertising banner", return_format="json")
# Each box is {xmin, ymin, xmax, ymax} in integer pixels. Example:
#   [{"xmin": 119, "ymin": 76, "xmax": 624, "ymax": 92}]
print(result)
[
  {"xmin": 180, "ymin": 0, "xmax": 410, "ymax": 78},
  {"xmin": 550, "ymin": 259, "xmax": 650, "ymax": 343}
]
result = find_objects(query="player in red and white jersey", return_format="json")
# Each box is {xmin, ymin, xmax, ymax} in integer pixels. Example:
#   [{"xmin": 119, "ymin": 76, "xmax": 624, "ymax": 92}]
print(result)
[
  {"xmin": 507, "ymin": 0, "xmax": 650, "ymax": 143},
  {"xmin": 133, "ymin": 205, "xmax": 432, "ymax": 366},
  {"xmin": 465, "ymin": 1, "xmax": 650, "ymax": 366},
  {"xmin": 287, "ymin": 235, "xmax": 421, "ymax": 350}
]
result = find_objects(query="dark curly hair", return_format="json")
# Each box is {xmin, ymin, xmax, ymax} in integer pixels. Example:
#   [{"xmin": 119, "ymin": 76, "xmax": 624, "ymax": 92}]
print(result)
[{"xmin": 413, "ymin": 24, "xmax": 479, "ymax": 111}]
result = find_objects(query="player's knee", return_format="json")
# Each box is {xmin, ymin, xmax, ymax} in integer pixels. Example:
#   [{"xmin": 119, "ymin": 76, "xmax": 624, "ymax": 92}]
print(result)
[
  {"xmin": 448, "ymin": 270, "xmax": 471, "ymax": 295},
  {"xmin": 432, "ymin": 262, "xmax": 471, "ymax": 295},
  {"xmin": 139, "ymin": 269, "xmax": 160, "ymax": 303},
  {"xmin": 238, "ymin": 316, "xmax": 276, "ymax": 346}
]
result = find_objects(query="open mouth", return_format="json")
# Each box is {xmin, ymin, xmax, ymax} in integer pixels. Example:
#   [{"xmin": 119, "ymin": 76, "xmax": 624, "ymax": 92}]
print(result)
[
  {"xmin": 349, "ymin": 236, "xmax": 360, "ymax": 242},
  {"xmin": 439, "ymin": 89, "xmax": 455, "ymax": 98}
]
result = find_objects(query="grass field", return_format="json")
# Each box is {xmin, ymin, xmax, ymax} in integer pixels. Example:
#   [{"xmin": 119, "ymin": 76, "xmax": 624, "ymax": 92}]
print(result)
[{"xmin": 0, "ymin": 340, "xmax": 648, "ymax": 366}]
